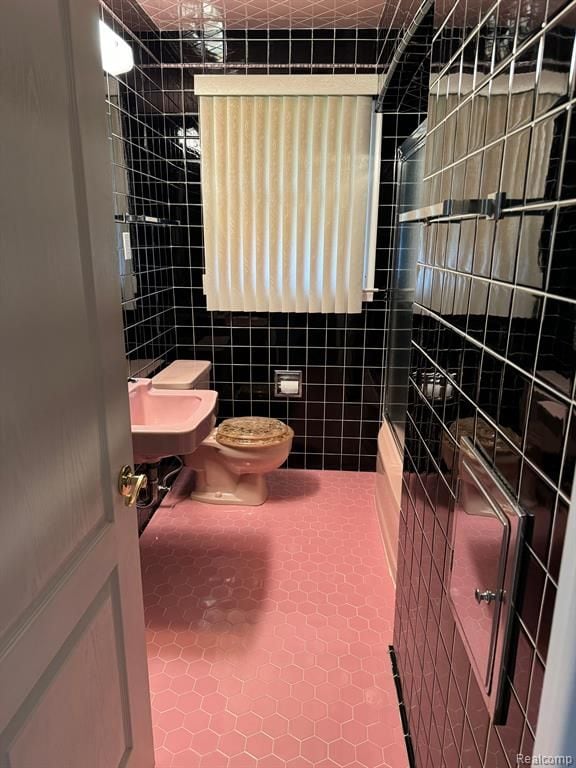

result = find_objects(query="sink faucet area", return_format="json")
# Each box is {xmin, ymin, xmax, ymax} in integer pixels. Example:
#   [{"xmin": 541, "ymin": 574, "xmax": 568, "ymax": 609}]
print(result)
[{"xmin": 128, "ymin": 379, "xmax": 218, "ymax": 463}]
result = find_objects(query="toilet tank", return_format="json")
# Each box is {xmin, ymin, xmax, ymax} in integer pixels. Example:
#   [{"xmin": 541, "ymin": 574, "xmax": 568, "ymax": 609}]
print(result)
[{"xmin": 151, "ymin": 360, "xmax": 212, "ymax": 390}]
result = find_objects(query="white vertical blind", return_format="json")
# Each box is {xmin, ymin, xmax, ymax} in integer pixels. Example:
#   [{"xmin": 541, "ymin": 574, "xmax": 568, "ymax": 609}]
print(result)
[{"xmin": 199, "ymin": 93, "xmax": 375, "ymax": 313}]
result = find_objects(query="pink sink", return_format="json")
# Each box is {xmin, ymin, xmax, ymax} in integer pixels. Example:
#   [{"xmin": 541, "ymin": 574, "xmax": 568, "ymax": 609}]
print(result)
[{"xmin": 128, "ymin": 379, "xmax": 218, "ymax": 463}]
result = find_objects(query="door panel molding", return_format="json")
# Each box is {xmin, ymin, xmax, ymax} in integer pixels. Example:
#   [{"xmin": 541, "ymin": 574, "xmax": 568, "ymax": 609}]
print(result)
[
  {"xmin": 0, "ymin": 525, "xmax": 116, "ymax": 729},
  {"xmin": 1, "ymin": 574, "xmax": 131, "ymax": 768}
]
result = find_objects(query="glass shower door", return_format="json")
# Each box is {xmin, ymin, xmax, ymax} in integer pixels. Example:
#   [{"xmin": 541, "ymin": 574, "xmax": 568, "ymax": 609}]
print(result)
[{"xmin": 384, "ymin": 124, "xmax": 426, "ymax": 446}]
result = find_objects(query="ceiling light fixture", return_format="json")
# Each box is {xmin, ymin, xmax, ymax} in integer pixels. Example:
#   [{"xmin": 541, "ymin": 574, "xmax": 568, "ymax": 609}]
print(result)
[{"xmin": 99, "ymin": 20, "xmax": 134, "ymax": 76}]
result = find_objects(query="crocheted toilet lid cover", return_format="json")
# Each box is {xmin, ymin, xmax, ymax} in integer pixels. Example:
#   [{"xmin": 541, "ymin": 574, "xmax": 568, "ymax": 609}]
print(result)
[
  {"xmin": 216, "ymin": 417, "xmax": 294, "ymax": 447},
  {"xmin": 448, "ymin": 416, "xmax": 521, "ymax": 455}
]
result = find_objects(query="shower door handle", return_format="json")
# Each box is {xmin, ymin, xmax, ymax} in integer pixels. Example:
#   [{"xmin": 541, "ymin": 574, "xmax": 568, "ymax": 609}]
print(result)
[{"xmin": 475, "ymin": 588, "xmax": 497, "ymax": 605}]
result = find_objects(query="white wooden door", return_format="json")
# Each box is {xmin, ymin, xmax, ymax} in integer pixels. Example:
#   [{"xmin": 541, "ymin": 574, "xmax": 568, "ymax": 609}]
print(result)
[{"xmin": 0, "ymin": 1, "xmax": 154, "ymax": 766}]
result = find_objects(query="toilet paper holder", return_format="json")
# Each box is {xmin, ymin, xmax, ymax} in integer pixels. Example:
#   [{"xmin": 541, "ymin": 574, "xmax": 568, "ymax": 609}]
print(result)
[{"xmin": 274, "ymin": 370, "xmax": 302, "ymax": 398}]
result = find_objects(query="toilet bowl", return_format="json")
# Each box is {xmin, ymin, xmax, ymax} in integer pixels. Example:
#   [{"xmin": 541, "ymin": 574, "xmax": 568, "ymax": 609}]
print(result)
[
  {"xmin": 150, "ymin": 361, "xmax": 294, "ymax": 505},
  {"xmin": 185, "ymin": 417, "xmax": 294, "ymax": 506}
]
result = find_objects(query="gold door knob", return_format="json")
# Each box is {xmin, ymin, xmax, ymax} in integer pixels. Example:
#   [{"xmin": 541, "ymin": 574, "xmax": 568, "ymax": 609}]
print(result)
[{"xmin": 118, "ymin": 465, "xmax": 147, "ymax": 507}]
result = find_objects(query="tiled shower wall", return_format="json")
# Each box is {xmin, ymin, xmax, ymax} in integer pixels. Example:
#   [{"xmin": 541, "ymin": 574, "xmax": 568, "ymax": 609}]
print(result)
[{"xmin": 392, "ymin": 0, "xmax": 576, "ymax": 765}]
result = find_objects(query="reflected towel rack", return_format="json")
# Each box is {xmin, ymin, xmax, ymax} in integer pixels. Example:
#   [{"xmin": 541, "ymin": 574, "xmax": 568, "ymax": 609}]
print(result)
[
  {"xmin": 398, "ymin": 192, "xmax": 506, "ymax": 223},
  {"xmin": 115, "ymin": 214, "xmax": 181, "ymax": 226},
  {"xmin": 398, "ymin": 191, "xmax": 554, "ymax": 224}
]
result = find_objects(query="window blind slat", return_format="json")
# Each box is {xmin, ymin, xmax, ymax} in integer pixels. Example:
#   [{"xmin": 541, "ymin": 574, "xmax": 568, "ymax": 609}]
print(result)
[
  {"xmin": 309, "ymin": 96, "xmax": 326, "ymax": 314},
  {"xmin": 239, "ymin": 97, "xmax": 253, "ymax": 310},
  {"xmin": 344, "ymin": 97, "xmax": 360, "ymax": 313},
  {"xmin": 200, "ymin": 98, "xmax": 214, "ymax": 306},
  {"xmin": 335, "ymin": 97, "xmax": 353, "ymax": 313},
  {"xmin": 348, "ymin": 97, "xmax": 373, "ymax": 313},
  {"xmin": 226, "ymin": 97, "xmax": 242, "ymax": 308},
  {"xmin": 295, "ymin": 97, "xmax": 310, "ymax": 313},
  {"xmin": 282, "ymin": 97, "xmax": 296, "ymax": 313},
  {"xmin": 252, "ymin": 96, "xmax": 266, "ymax": 309},
  {"xmin": 268, "ymin": 97, "xmax": 282, "ymax": 310},
  {"xmin": 202, "ymin": 98, "xmax": 223, "ymax": 310},
  {"xmin": 322, "ymin": 96, "xmax": 342, "ymax": 314}
]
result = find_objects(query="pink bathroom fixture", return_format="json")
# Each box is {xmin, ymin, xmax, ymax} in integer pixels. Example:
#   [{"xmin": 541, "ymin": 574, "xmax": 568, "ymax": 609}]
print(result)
[
  {"xmin": 129, "ymin": 362, "xmax": 294, "ymax": 504},
  {"xmin": 128, "ymin": 378, "xmax": 217, "ymax": 463}
]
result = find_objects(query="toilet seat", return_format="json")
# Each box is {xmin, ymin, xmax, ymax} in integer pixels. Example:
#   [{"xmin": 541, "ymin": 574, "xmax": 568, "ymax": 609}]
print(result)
[{"xmin": 216, "ymin": 417, "xmax": 294, "ymax": 448}]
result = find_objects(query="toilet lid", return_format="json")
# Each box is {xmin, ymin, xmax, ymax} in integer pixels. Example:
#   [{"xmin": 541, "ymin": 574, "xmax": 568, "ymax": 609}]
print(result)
[{"xmin": 216, "ymin": 417, "xmax": 294, "ymax": 447}]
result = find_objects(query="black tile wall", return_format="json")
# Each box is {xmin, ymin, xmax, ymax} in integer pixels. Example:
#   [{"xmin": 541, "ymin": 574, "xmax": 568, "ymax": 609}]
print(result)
[
  {"xmin": 391, "ymin": 0, "xmax": 576, "ymax": 765},
  {"xmin": 117, "ymin": 20, "xmax": 428, "ymax": 471},
  {"xmin": 102, "ymin": 0, "xmax": 178, "ymax": 377},
  {"xmin": 103, "ymin": 0, "xmax": 437, "ymax": 470}
]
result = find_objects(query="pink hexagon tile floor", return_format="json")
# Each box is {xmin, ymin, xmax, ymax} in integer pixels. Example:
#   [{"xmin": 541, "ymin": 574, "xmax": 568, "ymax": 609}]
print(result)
[{"xmin": 140, "ymin": 469, "xmax": 408, "ymax": 768}]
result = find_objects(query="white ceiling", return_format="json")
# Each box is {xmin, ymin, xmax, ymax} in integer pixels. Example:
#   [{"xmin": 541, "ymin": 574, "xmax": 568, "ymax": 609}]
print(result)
[{"xmin": 134, "ymin": 0, "xmax": 413, "ymax": 30}]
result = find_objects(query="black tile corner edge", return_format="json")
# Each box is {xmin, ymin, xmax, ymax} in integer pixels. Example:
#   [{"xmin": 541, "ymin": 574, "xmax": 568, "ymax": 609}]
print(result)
[{"xmin": 389, "ymin": 645, "xmax": 417, "ymax": 768}]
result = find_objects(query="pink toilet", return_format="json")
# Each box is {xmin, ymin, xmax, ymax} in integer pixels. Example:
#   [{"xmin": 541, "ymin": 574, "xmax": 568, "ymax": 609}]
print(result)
[{"xmin": 151, "ymin": 361, "xmax": 293, "ymax": 505}]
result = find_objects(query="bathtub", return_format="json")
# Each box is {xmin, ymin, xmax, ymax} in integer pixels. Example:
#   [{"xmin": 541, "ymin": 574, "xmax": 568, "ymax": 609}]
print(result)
[{"xmin": 375, "ymin": 421, "xmax": 403, "ymax": 582}]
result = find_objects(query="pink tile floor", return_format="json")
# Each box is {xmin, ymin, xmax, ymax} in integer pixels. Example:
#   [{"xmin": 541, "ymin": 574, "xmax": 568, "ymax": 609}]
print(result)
[{"xmin": 140, "ymin": 469, "xmax": 408, "ymax": 768}]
